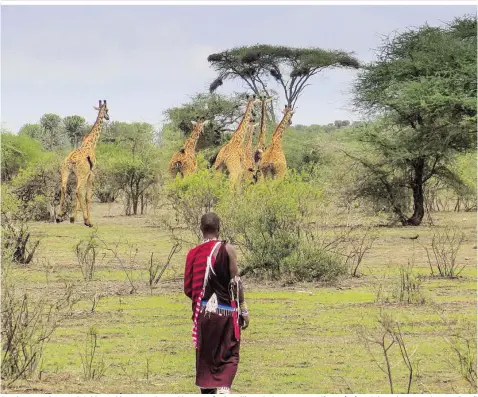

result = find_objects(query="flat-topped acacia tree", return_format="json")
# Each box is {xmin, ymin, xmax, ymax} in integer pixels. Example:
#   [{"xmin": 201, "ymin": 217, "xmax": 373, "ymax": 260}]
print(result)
[{"xmin": 207, "ymin": 44, "xmax": 360, "ymax": 111}]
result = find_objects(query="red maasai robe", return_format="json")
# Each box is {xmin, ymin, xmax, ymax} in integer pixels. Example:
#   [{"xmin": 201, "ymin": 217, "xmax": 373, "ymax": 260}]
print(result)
[
  {"xmin": 184, "ymin": 240, "xmax": 220, "ymax": 346},
  {"xmin": 184, "ymin": 240, "xmax": 240, "ymax": 390}
]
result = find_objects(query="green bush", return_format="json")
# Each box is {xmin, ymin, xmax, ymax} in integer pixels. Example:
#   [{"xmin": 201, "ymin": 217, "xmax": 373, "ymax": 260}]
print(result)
[
  {"xmin": 1, "ymin": 133, "xmax": 44, "ymax": 182},
  {"xmin": 1, "ymin": 185, "xmax": 40, "ymax": 264},
  {"xmin": 94, "ymin": 144, "xmax": 121, "ymax": 203},
  {"xmin": 164, "ymin": 168, "xmax": 347, "ymax": 282},
  {"xmin": 164, "ymin": 168, "xmax": 228, "ymax": 241},
  {"xmin": 10, "ymin": 154, "xmax": 74, "ymax": 222},
  {"xmin": 451, "ymin": 152, "xmax": 477, "ymax": 211},
  {"xmin": 217, "ymin": 173, "xmax": 346, "ymax": 281},
  {"xmin": 283, "ymin": 242, "xmax": 347, "ymax": 282}
]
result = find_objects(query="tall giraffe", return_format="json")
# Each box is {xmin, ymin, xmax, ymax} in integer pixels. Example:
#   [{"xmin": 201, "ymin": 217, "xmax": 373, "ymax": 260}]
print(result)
[
  {"xmin": 168, "ymin": 117, "xmax": 210, "ymax": 178},
  {"xmin": 242, "ymin": 119, "xmax": 259, "ymax": 183},
  {"xmin": 253, "ymin": 95, "xmax": 273, "ymax": 166},
  {"xmin": 241, "ymin": 119, "xmax": 259, "ymax": 183},
  {"xmin": 213, "ymin": 95, "xmax": 261, "ymax": 186},
  {"xmin": 56, "ymin": 100, "xmax": 109, "ymax": 227},
  {"xmin": 258, "ymin": 105, "xmax": 295, "ymax": 180}
]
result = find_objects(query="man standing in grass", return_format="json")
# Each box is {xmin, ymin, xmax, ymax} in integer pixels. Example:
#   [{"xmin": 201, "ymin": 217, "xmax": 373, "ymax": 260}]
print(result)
[{"xmin": 184, "ymin": 212, "xmax": 250, "ymax": 394}]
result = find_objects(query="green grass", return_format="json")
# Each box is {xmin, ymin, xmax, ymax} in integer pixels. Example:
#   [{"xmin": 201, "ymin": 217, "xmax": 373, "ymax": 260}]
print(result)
[{"xmin": 3, "ymin": 204, "xmax": 477, "ymax": 394}]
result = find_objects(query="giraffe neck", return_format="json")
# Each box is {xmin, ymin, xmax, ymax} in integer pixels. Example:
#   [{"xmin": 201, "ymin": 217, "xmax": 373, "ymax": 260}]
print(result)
[
  {"xmin": 82, "ymin": 112, "xmax": 104, "ymax": 150},
  {"xmin": 183, "ymin": 127, "xmax": 202, "ymax": 154},
  {"xmin": 257, "ymin": 101, "xmax": 268, "ymax": 149},
  {"xmin": 245, "ymin": 125, "xmax": 254, "ymax": 159},
  {"xmin": 271, "ymin": 111, "xmax": 293, "ymax": 145},
  {"xmin": 230, "ymin": 102, "xmax": 254, "ymax": 146}
]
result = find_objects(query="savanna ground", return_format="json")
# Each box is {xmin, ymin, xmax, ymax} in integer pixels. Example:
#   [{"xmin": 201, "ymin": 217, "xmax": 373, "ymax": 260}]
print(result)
[{"xmin": 2, "ymin": 201, "xmax": 476, "ymax": 394}]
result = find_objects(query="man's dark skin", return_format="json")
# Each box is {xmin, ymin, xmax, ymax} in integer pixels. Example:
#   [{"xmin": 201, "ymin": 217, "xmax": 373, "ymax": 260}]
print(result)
[{"xmin": 201, "ymin": 218, "xmax": 249, "ymax": 330}]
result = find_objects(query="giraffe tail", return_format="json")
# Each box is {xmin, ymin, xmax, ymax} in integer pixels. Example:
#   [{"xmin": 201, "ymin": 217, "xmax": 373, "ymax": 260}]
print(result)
[
  {"xmin": 87, "ymin": 156, "xmax": 94, "ymax": 170},
  {"xmin": 208, "ymin": 151, "xmax": 219, "ymax": 169}
]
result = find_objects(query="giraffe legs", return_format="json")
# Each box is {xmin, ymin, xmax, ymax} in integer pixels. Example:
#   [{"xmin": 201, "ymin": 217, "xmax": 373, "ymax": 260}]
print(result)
[
  {"xmin": 70, "ymin": 191, "xmax": 80, "ymax": 224},
  {"xmin": 56, "ymin": 166, "xmax": 71, "ymax": 223},
  {"xmin": 71, "ymin": 176, "xmax": 86, "ymax": 225},
  {"xmin": 70, "ymin": 163, "xmax": 93, "ymax": 227},
  {"xmin": 84, "ymin": 172, "xmax": 94, "ymax": 227}
]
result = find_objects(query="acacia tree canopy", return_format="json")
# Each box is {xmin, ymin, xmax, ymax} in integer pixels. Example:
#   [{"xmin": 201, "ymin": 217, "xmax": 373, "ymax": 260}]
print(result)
[
  {"xmin": 207, "ymin": 44, "xmax": 360, "ymax": 108},
  {"xmin": 351, "ymin": 15, "xmax": 477, "ymax": 226},
  {"xmin": 164, "ymin": 92, "xmax": 249, "ymax": 149},
  {"xmin": 354, "ymin": 16, "xmax": 476, "ymax": 133}
]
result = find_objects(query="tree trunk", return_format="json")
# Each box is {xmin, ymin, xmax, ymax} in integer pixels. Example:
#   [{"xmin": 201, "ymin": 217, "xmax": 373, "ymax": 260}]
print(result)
[
  {"xmin": 406, "ymin": 158, "xmax": 425, "ymax": 226},
  {"xmin": 132, "ymin": 195, "xmax": 139, "ymax": 215}
]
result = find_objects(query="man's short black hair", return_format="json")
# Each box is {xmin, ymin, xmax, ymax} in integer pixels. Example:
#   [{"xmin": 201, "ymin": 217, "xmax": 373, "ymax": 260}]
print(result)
[{"xmin": 200, "ymin": 212, "xmax": 220, "ymax": 234}]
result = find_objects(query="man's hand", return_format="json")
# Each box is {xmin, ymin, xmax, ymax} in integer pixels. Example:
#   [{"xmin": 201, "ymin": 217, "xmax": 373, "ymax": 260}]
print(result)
[{"xmin": 241, "ymin": 315, "xmax": 250, "ymax": 330}]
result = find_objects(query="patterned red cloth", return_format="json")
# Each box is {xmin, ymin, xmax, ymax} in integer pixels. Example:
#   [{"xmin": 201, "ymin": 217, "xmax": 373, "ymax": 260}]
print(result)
[
  {"xmin": 195, "ymin": 310, "xmax": 240, "ymax": 389},
  {"xmin": 184, "ymin": 240, "xmax": 219, "ymax": 347}
]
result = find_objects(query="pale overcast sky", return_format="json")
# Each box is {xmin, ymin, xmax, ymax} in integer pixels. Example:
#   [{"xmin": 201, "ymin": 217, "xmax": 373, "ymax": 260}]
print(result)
[{"xmin": 1, "ymin": 4, "xmax": 475, "ymax": 133}]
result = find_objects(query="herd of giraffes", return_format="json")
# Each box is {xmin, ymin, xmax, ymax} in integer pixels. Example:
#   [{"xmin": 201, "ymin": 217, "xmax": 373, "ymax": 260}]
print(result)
[
  {"xmin": 168, "ymin": 94, "xmax": 295, "ymax": 185},
  {"xmin": 55, "ymin": 95, "xmax": 295, "ymax": 227}
]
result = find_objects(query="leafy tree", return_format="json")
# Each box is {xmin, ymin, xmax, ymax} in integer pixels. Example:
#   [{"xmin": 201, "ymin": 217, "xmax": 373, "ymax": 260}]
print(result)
[
  {"xmin": 156, "ymin": 123, "xmax": 185, "ymax": 170},
  {"xmin": 448, "ymin": 152, "xmax": 477, "ymax": 212},
  {"xmin": 39, "ymin": 113, "xmax": 67, "ymax": 151},
  {"xmin": 281, "ymin": 125, "xmax": 325, "ymax": 171},
  {"xmin": 334, "ymin": 120, "xmax": 351, "ymax": 129},
  {"xmin": 207, "ymin": 44, "xmax": 360, "ymax": 110},
  {"xmin": 63, "ymin": 115, "xmax": 86, "ymax": 148},
  {"xmin": 164, "ymin": 92, "xmax": 249, "ymax": 149},
  {"xmin": 97, "ymin": 122, "xmax": 160, "ymax": 214},
  {"xmin": 102, "ymin": 121, "xmax": 155, "ymax": 157},
  {"xmin": 1, "ymin": 133, "xmax": 44, "ymax": 182},
  {"xmin": 18, "ymin": 123, "xmax": 43, "ymax": 141},
  {"xmin": 351, "ymin": 16, "xmax": 477, "ymax": 226},
  {"xmin": 109, "ymin": 146, "xmax": 161, "ymax": 215},
  {"xmin": 94, "ymin": 144, "xmax": 123, "ymax": 203}
]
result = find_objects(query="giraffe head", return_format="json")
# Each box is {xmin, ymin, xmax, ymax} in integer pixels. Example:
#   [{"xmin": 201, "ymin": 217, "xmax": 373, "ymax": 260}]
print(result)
[
  {"xmin": 282, "ymin": 104, "xmax": 295, "ymax": 126},
  {"xmin": 246, "ymin": 94, "xmax": 261, "ymax": 109},
  {"xmin": 246, "ymin": 94, "xmax": 262, "ymax": 104},
  {"xmin": 259, "ymin": 95, "xmax": 273, "ymax": 105},
  {"xmin": 190, "ymin": 116, "xmax": 210, "ymax": 134},
  {"xmin": 245, "ymin": 94, "xmax": 262, "ymax": 120},
  {"xmin": 93, "ymin": 100, "xmax": 110, "ymax": 121}
]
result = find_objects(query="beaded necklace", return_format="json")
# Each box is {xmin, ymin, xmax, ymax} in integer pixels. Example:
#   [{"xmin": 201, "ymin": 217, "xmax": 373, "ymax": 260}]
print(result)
[{"xmin": 203, "ymin": 237, "xmax": 218, "ymax": 243}]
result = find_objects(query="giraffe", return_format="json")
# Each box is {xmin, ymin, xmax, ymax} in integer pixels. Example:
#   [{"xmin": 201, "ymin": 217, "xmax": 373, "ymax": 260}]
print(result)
[
  {"xmin": 168, "ymin": 117, "xmax": 210, "ymax": 178},
  {"xmin": 253, "ymin": 95, "xmax": 273, "ymax": 166},
  {"xmin": 56, "ymin": 100, "xmax": 109, "ymax": 227},
  {"xmin": 258, "ymin": 105, "xmax": 295, "ymax": 180},
  {"xmin": 213, "ymin": 95, "xmax": 261, "ymax": 186},
  {"xmin": 242, "ymin": 119, "xmax": 259, "ymax": 184}
]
